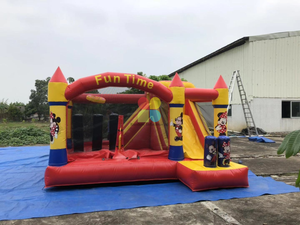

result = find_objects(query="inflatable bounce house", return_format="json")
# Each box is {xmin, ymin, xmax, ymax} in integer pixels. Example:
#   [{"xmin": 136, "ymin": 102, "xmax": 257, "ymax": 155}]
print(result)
[{"xmin": 45, "ymin": 67, "xmax": 249, "ymax": 191}]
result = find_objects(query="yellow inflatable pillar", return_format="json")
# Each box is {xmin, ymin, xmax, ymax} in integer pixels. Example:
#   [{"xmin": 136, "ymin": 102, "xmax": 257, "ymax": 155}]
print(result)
[
  {"xmin": 168, "ymin": 73, "xmax": 185, "ymax": 161},
  {"xmin": 48, "ymin": 67, "xmax": 69, "ymax": 166},
  {"xmin": 212, "ymin": 75, "xmax": 228, "ymax": 137},
  {"xmin": 67, "ymin": 101, "xmax": 73, "ymax": 149}
]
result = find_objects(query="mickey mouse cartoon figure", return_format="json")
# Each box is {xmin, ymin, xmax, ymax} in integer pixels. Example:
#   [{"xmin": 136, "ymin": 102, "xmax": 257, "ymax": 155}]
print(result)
[
  {"xmin": 206, "ymin": 143, "xmax": 217, "ymax": 166},
  {"xmin": 170, "ymin": 113, "xmax": 183, "ymax": 141},
  {"xmin": 50, "ymin": 112, "xmax": 61, "ymax": 144},
  {"xmin": 219, "ymin": 141, "xmax": 230, "ymax": 166},
  {"xmin": 215, "ymin": 111, "xmax": 227, "ymax": 136}
]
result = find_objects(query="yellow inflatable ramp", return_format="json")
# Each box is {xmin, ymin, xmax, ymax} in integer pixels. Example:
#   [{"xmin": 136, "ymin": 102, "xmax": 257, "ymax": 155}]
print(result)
[{"xmin": 183, "ymin": 115, "xmax": 204, "ymax": 159}]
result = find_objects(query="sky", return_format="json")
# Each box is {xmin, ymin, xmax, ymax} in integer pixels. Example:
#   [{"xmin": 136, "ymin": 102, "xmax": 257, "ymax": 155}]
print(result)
[{"xmin": 1, "ymin": 0, "xmax": 300, "ymax": 104}]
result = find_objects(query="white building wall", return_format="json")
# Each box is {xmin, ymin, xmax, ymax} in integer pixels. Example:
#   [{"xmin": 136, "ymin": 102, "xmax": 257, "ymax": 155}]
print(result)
[
  {"xmin": 250, "ymin": 36, "xmax": 300, "ymax": 98},
  {"xmin": 179, "ymin": 35, "xmax": 300, "ymax": 102},
  {"xmin": 228, "ymin": 98, "xmax": 300, "ymax": 132},
  {"xmin": 179, "ymin": 43, "xmax": 253, "ymax": 104},
  {"xmin": 253, "ymin": 98, "xmax": 300, "ymax": 132},
  {"xmin": 178, "ymin": 34, "xmax": 300, "ymax": 132},
  {"xmin": 227, "ymin": 104, "xmax": 246, "ymax": 132},
  {"xmin": 251, "ymin": 98, "xmax": 281, "ymax": 132}
]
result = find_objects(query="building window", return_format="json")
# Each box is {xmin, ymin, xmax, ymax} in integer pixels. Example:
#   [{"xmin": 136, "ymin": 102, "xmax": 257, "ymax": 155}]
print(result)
[
  {"xmin": 228, "ymin": 104, "xmax": 232, "ymax": 117},
  {"xmin": 282, "ymin": 101, "xmax": 300, "ymax": 118},
  {"xmin": 282, "ymin": 101, "xmax": 290, "ymax": 118},
  {"xmin": 292, "ymin": 102, "xmax": 300, "ymax": 117}
]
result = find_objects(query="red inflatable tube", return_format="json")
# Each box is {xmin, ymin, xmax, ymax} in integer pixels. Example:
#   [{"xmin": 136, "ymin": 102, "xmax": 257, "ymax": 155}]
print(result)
[
  {"xmin": 185, "ymin": 88, "xmax": 219, "ymax": 101},
  {"xmin": 65, "ymin": 72, "xmax": 173, "ymax": 103}
]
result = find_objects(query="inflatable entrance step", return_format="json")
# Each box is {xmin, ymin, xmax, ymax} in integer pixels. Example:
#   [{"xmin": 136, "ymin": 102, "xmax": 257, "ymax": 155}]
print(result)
[{"xmin": 177, "ymin": 161, "xmax": 249, "ymax": 191}]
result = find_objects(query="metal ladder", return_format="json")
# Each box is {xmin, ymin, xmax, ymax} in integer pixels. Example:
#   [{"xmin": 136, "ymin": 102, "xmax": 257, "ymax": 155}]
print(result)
[{"xmin": 228, "ymin": 70, "xmax": 259, "ymax": 137}]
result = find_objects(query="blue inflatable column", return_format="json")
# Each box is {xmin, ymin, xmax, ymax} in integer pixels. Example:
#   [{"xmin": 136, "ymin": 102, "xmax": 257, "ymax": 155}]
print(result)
[
  {"xmin": 218, "ymin": 136, "xmax": 231, "ymax": 167},
  {"xmin": 204, "ymin": 136, "xmax": 218, "ymax": 168}
]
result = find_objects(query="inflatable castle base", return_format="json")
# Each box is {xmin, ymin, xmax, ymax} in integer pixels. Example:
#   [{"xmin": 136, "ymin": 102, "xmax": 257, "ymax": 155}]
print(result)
[
  {"xmin": 45, "ymin": 68, "xmax": 249, "ymax": 192},
  {"xmin": 45, "ymin": 150, "xmax": 249, "ymax": 191}
]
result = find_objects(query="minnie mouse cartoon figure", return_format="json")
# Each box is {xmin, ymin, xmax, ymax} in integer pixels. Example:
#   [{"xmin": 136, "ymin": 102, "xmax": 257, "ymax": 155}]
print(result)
[
  {"xmin": 50, "ymin": 112, "xmax": 61, "ymax": 144},
  {"xmin": 206, "ymin": 144, "xmax": 217, "ymax": 166},
  {"xmin": 215, "ymin": 111, "xmax": 227, "ymax": 136},
  {"xmin": 170, "ymin": 113, "xmax": 183, "ymax": 141},
  {"xmin": 219, "ymin": 141, "xmax": 230, "ymax": 166}
]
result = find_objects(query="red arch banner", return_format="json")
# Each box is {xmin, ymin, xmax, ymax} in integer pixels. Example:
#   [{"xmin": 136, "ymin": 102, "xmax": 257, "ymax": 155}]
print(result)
[{"xmin": 65, "ymin": 72, "xmax": 173, "ymax": 102}]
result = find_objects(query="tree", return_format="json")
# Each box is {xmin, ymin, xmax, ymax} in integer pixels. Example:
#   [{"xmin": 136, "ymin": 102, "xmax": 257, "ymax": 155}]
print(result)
[
  {"xmin": 67, "ymin": 77, "xmax": 75, "ymax": 84},
  {"xmin": 122, "ymin": 72, "xmax": 146, "ymax": 94},
  {"xmin": 148, "ymin": 74, "xmax": 187, "ymax": 82},
  {"xmin": 122, "ymin": 72, "xmax": 177, "ymax": 94},
  {"xmin": 27, "ymin": 78, "xmax": 49, "ymax": 121},
  {"xmin": 86, "ymin": 89, "xmax": 99, "ymax": 94},
  {"xmin": 277, "ymin": 130, "xmax": 300, "ymax": 187},
  {"xmin": 7, "ymin": 102, "xmax": 24, "ymax": 121},
  {"xmin": 148, "ymin": 75, "xmax": 171, "ymax": 81},
  {"xmin": 0, "ymin": 99, "xmax": 8, "ymax": 120}
]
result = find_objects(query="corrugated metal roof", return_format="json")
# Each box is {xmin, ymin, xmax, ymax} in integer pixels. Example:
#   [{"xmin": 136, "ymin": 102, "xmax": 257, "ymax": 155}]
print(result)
[
  {"xmin": 98, "ymin": 87, "xmax": 129, "ymax": 94},
  {"xmin": 169, "ymin": 37, "xmax": 248, "ymax": 77},
  {"xmin": 169, "ymin": 30, "xmax": 300, "ymax": 77},
  {"xmin": 249, "ymin": 31, "xmax": 300, "ymax": 42}
]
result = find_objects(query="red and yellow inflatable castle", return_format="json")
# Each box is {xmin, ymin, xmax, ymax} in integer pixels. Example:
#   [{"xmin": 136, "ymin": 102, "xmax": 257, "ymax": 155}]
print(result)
[{"xmin": 45, "ymin": 67, "xmax": 249, "ymax": 191}]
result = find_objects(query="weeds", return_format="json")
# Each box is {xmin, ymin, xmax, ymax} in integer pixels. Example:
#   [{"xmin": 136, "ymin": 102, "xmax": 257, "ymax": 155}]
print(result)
[{"xmin": 0, "ymin": 127, "xmax": 49, "ymax": 146}]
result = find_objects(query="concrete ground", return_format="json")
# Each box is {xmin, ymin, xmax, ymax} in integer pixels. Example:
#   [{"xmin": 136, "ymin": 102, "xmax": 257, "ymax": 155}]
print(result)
[{"xmin": 1, "ymin": 136, "xmax": 300, "ymax": 225}]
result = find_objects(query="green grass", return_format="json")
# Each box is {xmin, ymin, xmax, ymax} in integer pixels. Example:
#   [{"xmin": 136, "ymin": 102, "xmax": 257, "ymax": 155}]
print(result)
[
  {"xmin": 0, "ymin": 121, "xmax": 49, "ymax": 147},
  {"xmin": 0, "ymin": 121, "xmax": 48, "ymax": 132}
]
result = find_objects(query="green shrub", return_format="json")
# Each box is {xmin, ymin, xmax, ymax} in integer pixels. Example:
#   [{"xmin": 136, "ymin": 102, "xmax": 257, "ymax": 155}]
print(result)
[
  {"xmin": 277, "ymin": 130, "xmax": 300, "ymax": 187},
  {"xmin": 0, "ymin": 126, "xmax": 49, "ymax": 146}
]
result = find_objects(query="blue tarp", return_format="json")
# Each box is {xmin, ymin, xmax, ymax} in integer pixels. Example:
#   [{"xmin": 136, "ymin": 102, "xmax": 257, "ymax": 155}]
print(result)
[
  {"xmin": 0, "ymin": 146, "xmax": 298, "ymax": 221},
  {"xmin": 248, "ymin": 136, "xmax": 275, "ymax": 143}
]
